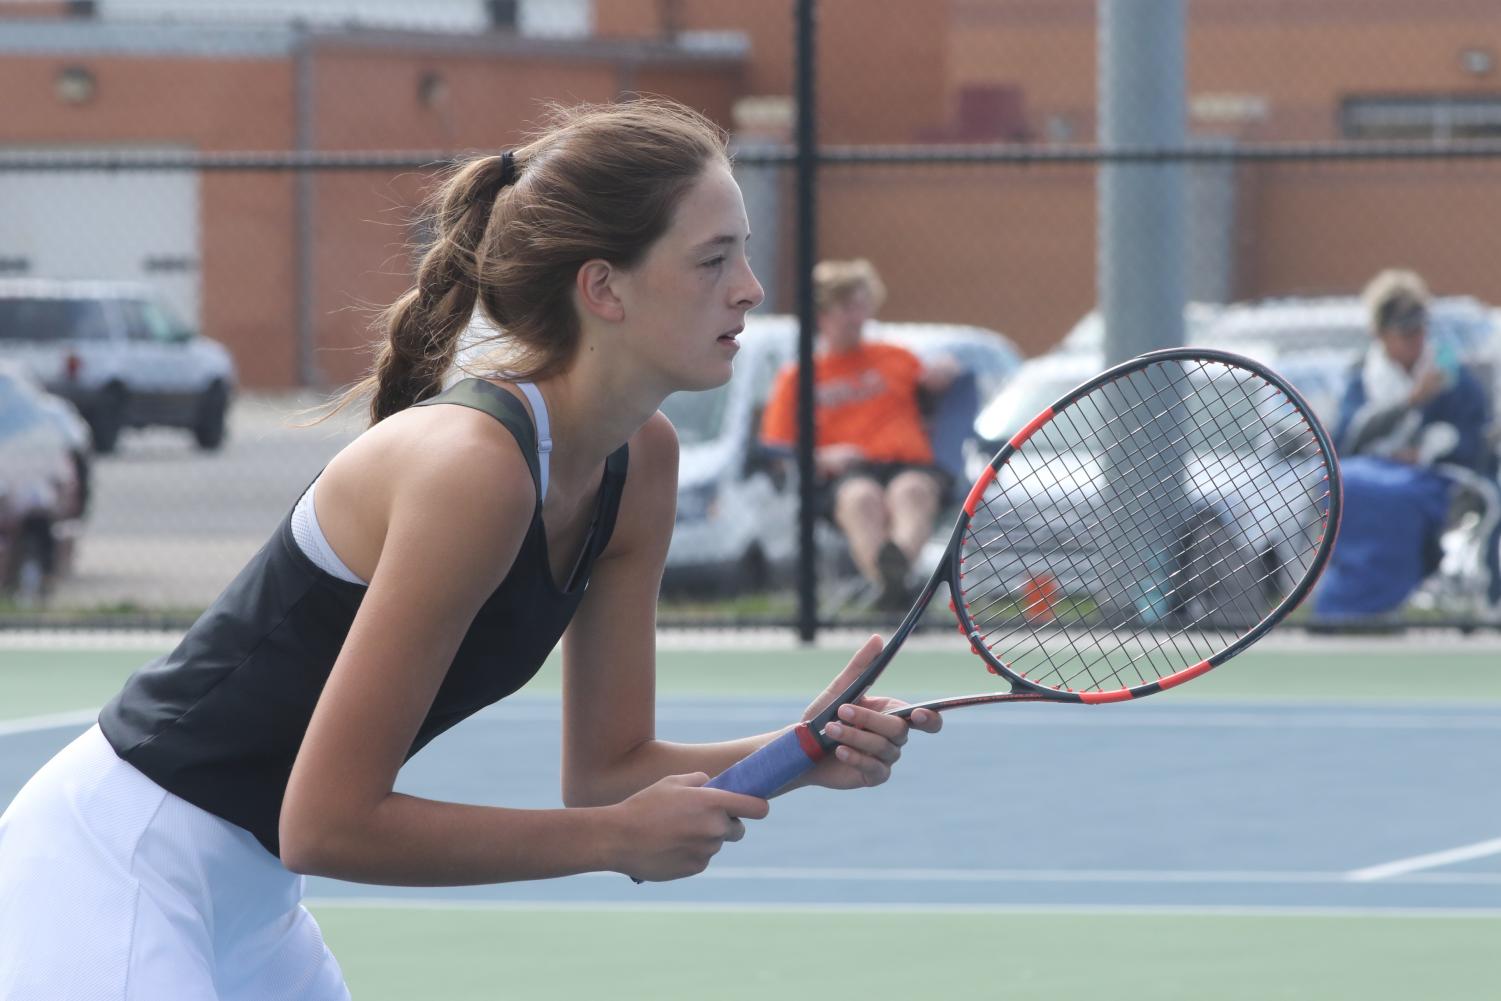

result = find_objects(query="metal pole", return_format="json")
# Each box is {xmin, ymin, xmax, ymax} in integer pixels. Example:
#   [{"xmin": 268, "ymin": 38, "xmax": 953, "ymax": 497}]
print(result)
[
  {"xmin": 1098, "ymin": 0, "xmax": 1185, "ymax": 363},
  {"xmin": 794, "ymin": 0, "xmax": 819, "ymax": 643},
  {"xmin": 293, "ymin": 23, "xmax": 319, "ymax": 387},
  {"xmin": 1097, "ymin": 0, "xmax": 1188, "ymax": 626}
]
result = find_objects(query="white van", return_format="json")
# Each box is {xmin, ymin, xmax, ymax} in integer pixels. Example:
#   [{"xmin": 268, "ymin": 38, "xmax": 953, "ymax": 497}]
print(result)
[{"xmin": 658, "ymin": 313, "xmax": 1020, "ymax": 594}]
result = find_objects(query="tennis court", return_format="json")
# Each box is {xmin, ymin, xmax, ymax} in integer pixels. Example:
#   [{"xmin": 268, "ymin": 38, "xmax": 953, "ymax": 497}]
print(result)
[{"xmin": 2, "ymin": 631, "xmax": 1496, "ymax": 999}]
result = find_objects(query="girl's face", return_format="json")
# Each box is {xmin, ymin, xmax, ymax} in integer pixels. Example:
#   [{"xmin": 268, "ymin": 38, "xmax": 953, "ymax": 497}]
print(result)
[{"xmin": 612, "ymin": 162, "xmax": 764, "ymax": 393}]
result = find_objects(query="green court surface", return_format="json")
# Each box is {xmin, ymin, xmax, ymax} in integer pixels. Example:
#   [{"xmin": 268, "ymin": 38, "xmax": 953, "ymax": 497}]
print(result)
[
  {"xmin": 5, "ymin": 640, "xmax": 1501, "ymax": 721},
  {"xmin": 4, "ymin": 637, "xmax": 1498, "ymax": 1000},
  {"xmin": 311, "ymin": 905, "xmax": 1498, "ymax": 1001}
]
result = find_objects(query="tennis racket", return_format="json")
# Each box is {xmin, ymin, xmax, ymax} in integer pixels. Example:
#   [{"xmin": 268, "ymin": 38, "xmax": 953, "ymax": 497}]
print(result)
[{"xmin": 709, "ymin": 347, "xmax": 1342, "ymax": 798}]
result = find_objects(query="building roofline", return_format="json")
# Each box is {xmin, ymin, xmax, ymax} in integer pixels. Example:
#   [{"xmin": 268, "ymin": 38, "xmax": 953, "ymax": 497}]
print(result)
[
  {"xmin": 0, "ymin": 18, "xmax": 748, "ymax": 65},
  {"xmin": 309, "ymin": 25, "xmax": 748, "ymax": 65},
  {"xmin": 0, "ymin": 20, "xmax": 298, "ymax": 58}
]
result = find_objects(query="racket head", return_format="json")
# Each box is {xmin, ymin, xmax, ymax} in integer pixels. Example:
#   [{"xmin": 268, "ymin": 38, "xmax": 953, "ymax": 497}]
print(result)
[{"xmin": 946, "ymin": 347, "xmax": 1341, "ymax": 705}]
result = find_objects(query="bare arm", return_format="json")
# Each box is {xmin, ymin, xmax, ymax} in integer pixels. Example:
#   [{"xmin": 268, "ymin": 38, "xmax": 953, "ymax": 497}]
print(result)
[
  {"xmin": 279, "ymin": 408, "xmax": 764, "ymax": 885},
  {"xmin": 919, "ymin": 353, "xmax": 962, "ymax": 394},
  {"xmin": 560, "ymin": 413, "xmax": 938, "ymax": 807},
  {"xmin": 561, "ymin": 413, "xmax": 780, "ymax": 807}
]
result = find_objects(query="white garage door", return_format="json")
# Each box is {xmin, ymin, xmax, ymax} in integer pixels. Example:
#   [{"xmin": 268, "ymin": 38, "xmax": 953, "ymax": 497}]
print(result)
[{"xmin": 0, "ymin": 149, "xmax": 201, "ymax": 328}]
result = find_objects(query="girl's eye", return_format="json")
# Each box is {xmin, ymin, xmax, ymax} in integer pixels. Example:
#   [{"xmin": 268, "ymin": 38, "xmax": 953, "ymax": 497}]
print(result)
[{"xmin": 702, "ymin": 256, "xmax": 725, "ymax": 268}]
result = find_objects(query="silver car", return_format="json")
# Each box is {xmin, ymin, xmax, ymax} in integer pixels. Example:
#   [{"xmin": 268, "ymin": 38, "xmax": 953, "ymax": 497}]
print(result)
[
  {"xmin": 0, "ymin": 279, "xmax": 236, "ymax": 453},
  {"xmin": 0, "ymin": 363, "xmax": 86, "ymax": 605},
  {"xmin": 971, "ymin": 352, "xmax": 1331, "ymax": 628},
  {"xmin": 659, "ymin": 314, "xmax": 1022, "ymax": 594}
]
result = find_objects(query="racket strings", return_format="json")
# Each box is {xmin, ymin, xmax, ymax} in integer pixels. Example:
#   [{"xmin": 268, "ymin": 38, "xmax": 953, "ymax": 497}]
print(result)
[
  {"xmin": 964, "ymin": 483, "xmax": 1241, "ymax": 690},
  {"xmin": 1140, "ymin": 363, "xmax": 1330, "ymax": 596},
  {"xmin": 966, "ymin": 364, "xmax": 1332, "ymax": 693},
  {"xmin": 955, "ymin": 358, "xmax": 1336, "ymax": 695},
  {"xmin": 1074, "ymin": 366, "xmax": 1332, "ymax": 657},
  {"xmin": 1001, "ymin": 362, "xmax": 1329, "ymax": 679},
  {"xmin": 966, "ymin": 364, "xmax": 1296, "ymax": 630},
  {"xmin": 972, "ymin": 365, "xmax": 1304, "ymax": 606},
  {"xmin": 1002, "ymin": 396, "xmax": 1332, "ymax": 693},
  {"xmin": 972, "ymin": 414, "xmax": 1230, "ymax": 690}
]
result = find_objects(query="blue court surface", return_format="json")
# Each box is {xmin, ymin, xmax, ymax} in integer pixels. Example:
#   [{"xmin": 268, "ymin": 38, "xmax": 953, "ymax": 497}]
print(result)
[
  {"xmin": 4, "ymin": 692, "xmax": 1497, "ymax": 913},
  {"xmin": 228, "ymin": 697, "xmax": 1501, "ymax": 914},
  {"xmin": 3, "ymin": 637, "xmax": 1498, "ymax": 1000}
]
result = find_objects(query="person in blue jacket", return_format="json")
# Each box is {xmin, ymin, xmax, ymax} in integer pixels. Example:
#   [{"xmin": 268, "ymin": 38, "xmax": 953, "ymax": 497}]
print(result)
[
  {"xmin": 1330, "ymin": 268, "xmax": 1498, "ymax": 610},
  {"xmin": 1334, "ymin": 269, "xmax": 1490, "ymax": 473}
]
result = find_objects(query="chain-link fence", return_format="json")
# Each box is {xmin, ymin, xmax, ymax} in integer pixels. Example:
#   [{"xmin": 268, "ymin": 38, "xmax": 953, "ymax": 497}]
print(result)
[{"xmin": 2, "ymin": 0, "xmax": 1499, "ymax": 631}]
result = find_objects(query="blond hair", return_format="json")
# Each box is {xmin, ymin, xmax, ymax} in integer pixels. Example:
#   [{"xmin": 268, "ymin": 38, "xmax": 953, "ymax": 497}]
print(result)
[
  {"xmin": 1361, "ymin": 268, "xmax": 1431, "ymax": 336},
  {"xmin": 812, "ymin": 258, "xmax": 887, "ymax": 314}
]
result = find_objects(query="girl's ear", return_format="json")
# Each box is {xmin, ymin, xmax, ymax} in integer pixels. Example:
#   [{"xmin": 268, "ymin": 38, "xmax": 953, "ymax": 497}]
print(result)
[{"xmin": 576, "ymin": 259, "xmax": 625, "ymax": 323}]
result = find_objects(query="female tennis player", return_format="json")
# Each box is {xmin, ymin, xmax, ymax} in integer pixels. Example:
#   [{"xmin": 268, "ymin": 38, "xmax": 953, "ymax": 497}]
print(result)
[{"xmin": 0, "ymin": 98, "xmax": 940, "ymax": 1000}]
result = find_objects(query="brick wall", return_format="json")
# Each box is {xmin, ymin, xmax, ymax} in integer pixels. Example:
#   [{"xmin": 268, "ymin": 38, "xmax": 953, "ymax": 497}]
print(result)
[
  {"xmin": 0, "ymin": 33, "xmax": 745, "ymax": 385},
  {"xmin": 595, "ymin": 0, "xmax": 948, "ymax": 143},
  {"xmin": 4, "ymin": 4, "xmax": 1498, "ymax": 383}
]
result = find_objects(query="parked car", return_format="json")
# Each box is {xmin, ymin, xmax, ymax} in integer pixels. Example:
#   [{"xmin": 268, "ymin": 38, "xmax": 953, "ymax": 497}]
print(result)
[
  {"xmin": 970, "ymin": 350, "xmax": 1332, "ymax": 626},
  {"xmin": 658, "ymin": 313, "xmax": 1022, "ymax": 594},
  {"xmin": 0, "ymin": 279, "xmax": 236, "ymax": 453},
  {"xmin": 0, "ymin": 363, "xmax": 86, "ymax": 606},
  {"xmin": 1049, "ymin": 294, "xmax": 1501, "ymax": 428},
  {"xmin": 1203, "ymin": 295, "xmax": 1498, "ymax": 403},
  {"xmin": 0, "ymin": 360, "xmax": 94, "ymax": 514},
  {"xmin": 1058, "ymin": 295, "xmax": 1497, "ymax": 398},
  {"xmin": 1056, "ymin": 302, "xmax": 1225, "ymax": 356}
]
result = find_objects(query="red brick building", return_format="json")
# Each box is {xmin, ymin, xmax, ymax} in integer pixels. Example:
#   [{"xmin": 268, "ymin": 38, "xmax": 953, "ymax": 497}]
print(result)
[
  {"xmin": 0, "ymin": 9, "xmax": 743, "ymax": 386},
  {"xmin": 3, "ymin": 0, "xmax": 1498, "ymax": 385},
  {"xmin": 602, "ymin": 0, "xmax": 1501, "ymax": 356}
]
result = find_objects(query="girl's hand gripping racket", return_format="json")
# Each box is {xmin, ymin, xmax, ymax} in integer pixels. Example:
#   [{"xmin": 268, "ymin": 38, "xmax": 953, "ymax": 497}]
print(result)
[{"xmin": 709, "ymin": 348, "xmax": 1342, "ymax": 798}]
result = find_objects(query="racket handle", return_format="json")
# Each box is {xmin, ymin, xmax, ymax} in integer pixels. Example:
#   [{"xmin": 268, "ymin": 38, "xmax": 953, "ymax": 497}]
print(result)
[
  {"xmin": 706, "ymin": 724, "xmax": 824, "ymax": 798},
  {"xmin": 632, "ymin": 725, "xmax": 823, "ymax": 884}
]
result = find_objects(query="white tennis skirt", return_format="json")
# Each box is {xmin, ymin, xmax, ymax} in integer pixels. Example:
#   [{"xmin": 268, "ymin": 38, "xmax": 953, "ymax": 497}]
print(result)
[{"xmin": 0, "ymin": 725, "xmax": 350, "ymax": 1001}]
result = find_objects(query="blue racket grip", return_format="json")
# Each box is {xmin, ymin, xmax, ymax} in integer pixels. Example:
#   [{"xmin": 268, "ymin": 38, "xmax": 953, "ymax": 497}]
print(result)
[
  {"xmin": 630, "ymin": 725, "xmax": 825, "ymax": 883},
  {"xmin": 706, "ymin": 724, "xmax": 825, "ymax": 798}
]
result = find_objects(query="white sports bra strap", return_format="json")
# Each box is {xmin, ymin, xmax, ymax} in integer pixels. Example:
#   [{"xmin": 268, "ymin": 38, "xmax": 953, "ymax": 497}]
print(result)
[
  {"xmin": 290, "ymin": 481, "xmax": 367, "ymax": 585},
  {"xmin": 515, "ymin": 381, "xmax": 551, "ymax": 503}
]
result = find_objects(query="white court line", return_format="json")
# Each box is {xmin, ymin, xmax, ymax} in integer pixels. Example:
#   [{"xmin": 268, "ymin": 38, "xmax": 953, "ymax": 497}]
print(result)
[
  {"xmin": 0, "ymin": 709, "xmax": 97, "ymax": 737},
  {"xmin": 1346, "ymin": 838, "xmax": 1501, "ymax": 882},
  {"xmin": 560, "ymin": 865, "xmax": 1501, "ymax": 886},
  {"xmin": 304, "ymin": 897, "xmax": 1501, "ymax": 919},
  {"xmin": 0, "ymin": 630, "xmax": 181, "ymax": 651}
]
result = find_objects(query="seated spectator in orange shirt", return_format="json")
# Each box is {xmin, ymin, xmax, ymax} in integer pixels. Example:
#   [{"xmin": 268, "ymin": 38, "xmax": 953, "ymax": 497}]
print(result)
[{"xmin": 761, "ymin": 259, "xmax": 959, "ymax": 609}]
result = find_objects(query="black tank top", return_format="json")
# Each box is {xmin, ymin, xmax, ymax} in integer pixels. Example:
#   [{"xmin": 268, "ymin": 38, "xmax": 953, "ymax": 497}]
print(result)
[{"xmin": 99, "ymin": 379, "xmax": 629, "ymax": 857}]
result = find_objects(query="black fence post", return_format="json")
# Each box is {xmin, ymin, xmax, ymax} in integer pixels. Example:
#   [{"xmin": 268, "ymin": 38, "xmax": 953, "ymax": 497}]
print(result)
[{"xmin": 794, "ymin": 0, "xmax": 820, "ymax": 644}]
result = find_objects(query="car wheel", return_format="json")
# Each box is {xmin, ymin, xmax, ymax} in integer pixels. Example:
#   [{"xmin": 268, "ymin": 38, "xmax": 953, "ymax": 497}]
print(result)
[
  {"xmin": 738, "ymin": 545, "xmax": 770, "ymax": 594},
  {"xmin": 1172, "ymin": 510, "xmax": 1276, "ymax": 630},
  {"xmin": 1258, "ymin": 547, "xmax": 1287, "ymax": 609},
  {"xmin": 193, "ymin": 382, "xmax": 229, "ymax": 450},
  {"xmin": 90, "ymin": 384, "xmax": 127, "ymax": 455},
  {"xmin": 72, "ymin": 450, "xmax": 92, "ymax": 516},
  {"xmin": 6, "ymin": 526, "xmax": 52, "ymax": 609}
]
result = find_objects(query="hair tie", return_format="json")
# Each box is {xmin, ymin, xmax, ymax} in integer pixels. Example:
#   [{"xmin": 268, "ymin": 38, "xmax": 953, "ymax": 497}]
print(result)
[{"xmin": 474, "ymin": 151, "xmax": 516, "ymax": 211}]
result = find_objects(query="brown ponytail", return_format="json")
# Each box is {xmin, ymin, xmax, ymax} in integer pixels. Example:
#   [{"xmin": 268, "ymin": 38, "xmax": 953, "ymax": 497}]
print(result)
[
  {"xmin": 343, "ymin": 97, "xmax": 728, "ymax": 425},
  {"xmin": 357, "ymin": 153, "xmax": 516, "ymax": 423}
]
